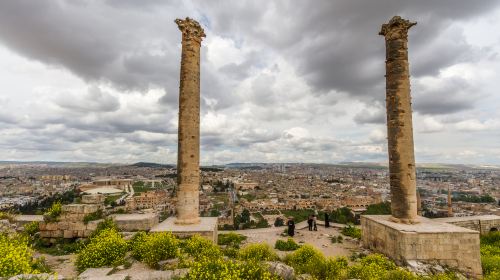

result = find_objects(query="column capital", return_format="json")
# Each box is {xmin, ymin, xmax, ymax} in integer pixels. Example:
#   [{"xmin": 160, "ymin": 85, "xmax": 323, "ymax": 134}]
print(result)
[
  {"xmin": 379, "ymin": 16, "xmax": 416, "ymax": 40},
  {"xmin": 175, "ymin": 17, "xmax": 206, "ymax": 42}
]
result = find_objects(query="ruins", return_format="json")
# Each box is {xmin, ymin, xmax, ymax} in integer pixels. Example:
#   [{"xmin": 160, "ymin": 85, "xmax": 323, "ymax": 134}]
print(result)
[
  {"xmin": 361, "ymin": 16, "xmax": 482, "ymax": 278},
  {"xmin": 150, "ymin": 17, "xmax": 217, "ymax": 242}
]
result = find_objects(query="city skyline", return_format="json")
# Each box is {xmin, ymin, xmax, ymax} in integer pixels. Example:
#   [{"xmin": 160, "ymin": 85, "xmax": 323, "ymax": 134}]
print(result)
[{"xmin": 1, "ymin": 1, "xmax": 500, "ymax": 164}]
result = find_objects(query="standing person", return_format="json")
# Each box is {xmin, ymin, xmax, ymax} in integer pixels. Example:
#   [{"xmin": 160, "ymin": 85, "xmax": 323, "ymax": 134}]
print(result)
[
  {"xmin": 324, "ymin": 213, "xmax": 330, "ymax": 228},
  {"xmin": 307, "ymin": 215, "xmax": 313, "ymax": 231},
  {"xmin": 287, "ymin": 217, "xmax": 295, "ymax": 237},
  {"xmin": 313, "ymin": 215, "xmax": 318, "ymax": 231}
]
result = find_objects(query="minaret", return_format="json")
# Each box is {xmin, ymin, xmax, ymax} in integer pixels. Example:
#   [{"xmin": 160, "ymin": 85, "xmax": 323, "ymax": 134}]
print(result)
[
  {"xmin": 174, "ymin": 17, "xmax": 205, "ymax": 225},
  {"xmin": 447, "ymin": 186, "xmax": 453, "ymax": 217},
  {"xmin": 380, "ymin": 16, "xmax": 418, "ymax": 224}
]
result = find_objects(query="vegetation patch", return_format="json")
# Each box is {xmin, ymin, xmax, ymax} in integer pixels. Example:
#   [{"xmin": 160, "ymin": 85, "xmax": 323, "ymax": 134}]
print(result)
[
  {"xmin": 238, "ymin": 243, "xmax": 278, "ymax": 262},
  {"xmin": 274, "ymin": 238, "xmax": 300, "ymax": 251},
  {"xmin": 131, "ymin": 232, "xmax": 179, "ymax": 268},
  {"xmin": 76, "ymin": 228, "xmax": 128, "ymax": 272},
  {"xmin": 218, "ymin": 232, "xmax": 247, "ymax": 248},
  {"xmin": 83, "ymin": 209, "xmax": 104, "ymax": 224},
  {"xmin": 481, "ymin": 231, "xmax": 500, "ymax": 279},
  {"xmin": 0, "ymin": 233, "xmax": 50, "ymax": 277},
  {"xmin": 43, "ymin": 201, "xmax": 62, "ymax": 222},
  {"xmin": 341, "ymin": 223, "xmax": 362, "ymax": 239}
]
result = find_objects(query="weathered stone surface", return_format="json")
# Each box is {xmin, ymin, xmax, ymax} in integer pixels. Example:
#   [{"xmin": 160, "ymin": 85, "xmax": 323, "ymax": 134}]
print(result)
[
  {"xmin": 82, "ymin": 194, "xmax": 105, "ymax": 204},
  {"xmin": 111, "ymin": 213, "xmax": 159, "ymax": 232},
  {"xmin": 150, "ymin": 217, "xmax": 217, "ymax": 243},
  {"xmin": 79, "ymin": 267, "xmax": 114, "ymax": 279},
  {"xmin": 361, "ymin": 215, "xmax": 482, "ymax": 279},
  {"xmin": 174, "ymin": 17, "xmax": 205, "ymax": 225},
  {"xmin": 266, "ymin": 261, "xmax": 295, "ymax": 280},
  {"xmin": 128, "ymin": 269, "xmax": 189, "ymax": 280},
  {"xmin": 13, "ymin": 215, "xmax": 44, "ymax": 226},
  {"xmin": 379, "ymin": 16, "xmax": 418, "ymax": 224},
  {"xmin": 62, "ymin": 204, "xmax": 101, "ymax": 214},
  {"xmin": 9, "ymin": 273, "xmax": 57, "ymax": 280}
]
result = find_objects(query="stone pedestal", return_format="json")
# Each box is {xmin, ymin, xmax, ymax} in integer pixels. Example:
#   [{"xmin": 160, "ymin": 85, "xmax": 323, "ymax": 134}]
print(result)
[
  {"xmin": 111, "ymin": 213, "xmax": 159, "ymax": 232},
  {"xmin": 361, "ymin": 215, "xmax": 482, "ymax": 278},
  {"xmin": 150, "ymin": 217, "xmax": 218, "ymax": 243}
]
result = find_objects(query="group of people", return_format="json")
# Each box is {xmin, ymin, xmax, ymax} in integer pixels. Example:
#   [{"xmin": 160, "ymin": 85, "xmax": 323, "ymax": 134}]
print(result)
[{"xmin": 286, "ymin": 212, "xmax": 330, "ymax": 237}]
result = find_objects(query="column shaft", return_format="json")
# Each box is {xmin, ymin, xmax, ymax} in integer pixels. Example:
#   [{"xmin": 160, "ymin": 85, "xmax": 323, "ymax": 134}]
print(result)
[
  {"xmin": 175, "ymin": 18, "xmax": 205, "ymax": 225},
  {"xmin": 380, "ymin": 16, "xmax": 418, "ymax": 224}
]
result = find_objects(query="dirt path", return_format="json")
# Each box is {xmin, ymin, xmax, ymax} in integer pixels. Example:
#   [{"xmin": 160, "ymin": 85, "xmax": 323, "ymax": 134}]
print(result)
[{"xmin": 221, "ymin": 223, "xmax": 361, "ymax": 258}]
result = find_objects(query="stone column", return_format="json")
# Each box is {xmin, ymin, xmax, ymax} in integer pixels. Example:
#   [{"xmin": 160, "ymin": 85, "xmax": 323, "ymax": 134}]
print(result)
[
  {"xmin": 174, "ymin": 17, "xmax": 205, "ymax": 225},
  {"xmin": 380, "ymin": 16, "xmax": 418, "ymax": 224}
]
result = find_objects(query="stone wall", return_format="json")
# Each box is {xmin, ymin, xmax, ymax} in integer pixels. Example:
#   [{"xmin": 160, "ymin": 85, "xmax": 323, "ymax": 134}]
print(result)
[
  {"xmin": 434, "ymin": 215, "xmax": 500, "ymax": 235},
  {"xmin": 39, "ymin": 202, "xmax": 103, "ymax": 242},
  {"xmin": 361, "ymin": 215, "xmax": 482, "ymax": 279}
]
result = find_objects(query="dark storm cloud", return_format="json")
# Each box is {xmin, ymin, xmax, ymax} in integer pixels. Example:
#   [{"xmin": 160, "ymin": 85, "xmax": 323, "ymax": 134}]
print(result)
[
  {"xmin": 413, "ymin": 77, "xmax": 477, "ymax": 115},
  {"xmin": 0, "ymin": 0, "xmax": 185, "ymax": 93},
  {"xmin": 200, "ymin": 0, "xmax": 500, "ymax": 100}
]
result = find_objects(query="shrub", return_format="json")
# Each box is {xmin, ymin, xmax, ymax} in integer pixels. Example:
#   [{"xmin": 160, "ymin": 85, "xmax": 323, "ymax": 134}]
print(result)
[
  {"xmin": 182, "ymin": 258, "xmax": 279, "ymax": 280},
  {"xmin": 323, "ymin": 257, "xmax": 349, "ymax": 280},
  {"xmin": 76, "ymin": 228, "xmax": 128, "ymax": 272},
  {"xmin": 0, "ymin": 233, "xmax": 43, "ymax": 277},
  {"xmin": 274, "ymin": 217, "xmax": 284, "ymax": 227},
  {"xmin": 341, "ymin": 223, "xmax": 362, "ymax": 239},
  {"xmin": 285, "ymin": 245, "xmax": 326, "ymax": 277},
  {"xmin": 238, "ymin": 243, "xmax": 278, "ymax": 262},
  {"xmin": 182, "ymin": 235, "xmax": 222, "ymax": 260},
  {"xmin": 222, "ymin": 246, "xmax": 239, "ymax": 258},
  {"xmin": 218, "ymin": 232, "xmax": 247, "ymax": 248},
  {"xmin": 132, "ymin": 232, "xmax": 179, "ymax": 268},
  {"xmin": 43, "ymin": 201, "xmax": 62, "ymax": 222},
  {"xmin": 481, "ymin": 231, "xmax": 500, "ymax": 278},
  {"xmin": 83, "ymin": 209, "xmax": 104, "ymax": 224},
  {"xmin": 23, "ymin": 221, "xmax": 40, "ymax": 236},
  {"xmin": 347, "ymin": 254, "xmax": 399, "ymax": 280},
  {"xmin": 0, "ymin": 211, "xmax": 16, "ymax": 223},
  {"xmin": 274, "ymin": 238, "xmax": 300, "ymax": 251}
]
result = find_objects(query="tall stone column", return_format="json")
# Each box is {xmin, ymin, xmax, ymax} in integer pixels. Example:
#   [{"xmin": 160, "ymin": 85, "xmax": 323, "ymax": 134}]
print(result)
[
  {"xmin": 379, "ymin": 16, "xmax": 418, "ymax": 224},
  {"xmin": 174, "ymin": 17, "xmax": 205, "ymax": 225}
]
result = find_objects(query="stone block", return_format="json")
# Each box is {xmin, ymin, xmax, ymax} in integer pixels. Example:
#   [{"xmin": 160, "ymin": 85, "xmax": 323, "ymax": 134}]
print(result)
[
  {"xmin": 112, "ymin": 213, "xmax": 159, "ymax": 232},
  {"xmin": 82, "ymin": 194, "xmax": 105, "ymax": 204},
  {"xmin": 87, "ymin": 220, "xmax": 102, "ymax": 231},
  {"xmin": 150, "ymin": 217, "xmax": 218, "ymax": 243},
  {"xmin": 63, "ymin": 230, "xmax": 74, "ymax": 239},
  {"xmin": 45, "ymin": 223, "xmax": 58, "ymax": 231},
  {"xmin": 361, "ymin": 215, "xmax": 482, "ymax": 279},
  {"xmin": 62, "ymin": 204, "xmax": 100, "ymax": 214}
]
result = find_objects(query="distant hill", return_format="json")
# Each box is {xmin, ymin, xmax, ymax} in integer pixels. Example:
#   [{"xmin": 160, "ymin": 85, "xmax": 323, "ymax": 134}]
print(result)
[{"xmin": 130, "ymin": 162, "xmax": 174, "ymax": 168}]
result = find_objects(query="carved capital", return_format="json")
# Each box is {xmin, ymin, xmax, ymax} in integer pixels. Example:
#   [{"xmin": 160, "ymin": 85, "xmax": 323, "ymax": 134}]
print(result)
[
  {"xmin": 379, "ymin": 16, "xmax": 416, "ymax": 40},
  {"xmin": 175, "ymin": 17, "xmax": 206, "ymax": 42}
]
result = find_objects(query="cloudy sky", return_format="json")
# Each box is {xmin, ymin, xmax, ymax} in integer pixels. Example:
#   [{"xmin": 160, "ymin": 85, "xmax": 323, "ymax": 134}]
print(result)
[{"xmin": 1, "ymin": 0, "xmax": 500, "ymax": 165}]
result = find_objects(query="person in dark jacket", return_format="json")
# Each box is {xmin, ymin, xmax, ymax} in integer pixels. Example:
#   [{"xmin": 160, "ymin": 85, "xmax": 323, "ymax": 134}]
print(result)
[
  {"xmin": 307, "ymin": 215, "xmax": 313, "ymax": 231},
  {"xmin": 287, "ymin": 217, "xmax": 295, "ymax": 237},
  {"xmin": 324, "ymin": 213, "xmax": 330, "ymax": 228}
]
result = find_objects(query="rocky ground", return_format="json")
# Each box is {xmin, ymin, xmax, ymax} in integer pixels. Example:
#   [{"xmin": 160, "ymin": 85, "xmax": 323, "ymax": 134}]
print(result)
[
  {"xmin": 17, "ymin": 222, "xmax": 362, "ymax": 279},
  {"xmin": 228, "ymin": 220, "xmax": 362, "ymax": 258}
]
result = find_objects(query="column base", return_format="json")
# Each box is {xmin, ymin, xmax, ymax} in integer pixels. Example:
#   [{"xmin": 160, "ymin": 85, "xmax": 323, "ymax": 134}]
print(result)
[
  {"xmin": 174, "ymin": 216, "xmax": 201, "ymax": 225},
  {"xmin": 150, "ymin": 217, "xmax": 218, "ymax": 243},
  {"xmin": 389, "ymin": 216, "xmax": 420, "ymax": 224},
  {"xmin": 361, "ymin": 215, "xmax": 482, "ymax": 279}
]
